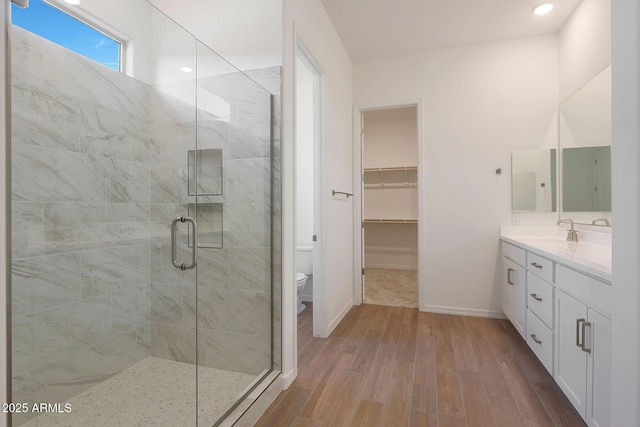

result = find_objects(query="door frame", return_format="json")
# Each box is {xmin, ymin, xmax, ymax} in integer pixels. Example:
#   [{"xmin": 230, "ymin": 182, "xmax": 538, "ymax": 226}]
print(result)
[
  {"xmin": 353, "ymin": 99, "xmax": 425, "ymax": 309},
  {"xmin": 294, "ymin": 37, "xmax": 327, "ymax": 338}
]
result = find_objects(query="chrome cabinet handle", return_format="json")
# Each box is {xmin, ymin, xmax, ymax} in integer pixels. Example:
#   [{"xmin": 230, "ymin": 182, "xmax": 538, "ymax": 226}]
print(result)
[
  {"xmin": 530, "ymin": 262, "xmax": 543, "ymax": 269},
  {"xmin": 530, "ymin": 334, "xmax": 542, "ymax": 345},
  {"xmin": 507, "ymin": 268, "xmax": 514, "ymax": 285},
  {"xmin": 576, "ymin": 318, "xmax": 586, "ymax": 349},
  {"xmin": 581, "ymin": 321, "xmax": 592, "ymax": 353},
  {"xmin": 171, "ymin": 216, "xmax": 198, "ymax": 270},
  {"xmin": 530, "ymin": 293, "xmax": 542, "ymax": 302}
]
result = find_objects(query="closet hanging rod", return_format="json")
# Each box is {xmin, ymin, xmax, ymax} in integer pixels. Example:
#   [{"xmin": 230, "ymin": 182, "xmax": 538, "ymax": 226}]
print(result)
[
  {"xmin": 332, "ymin": 190, "xmax": 353, "ymax": 198},
  {"xmin": 363, "ymin": 219, "xmax": 418, "ymax": 224},
  {"xmin": 363, "ymin": 166, "xmax": 417, "ymax": 172}
]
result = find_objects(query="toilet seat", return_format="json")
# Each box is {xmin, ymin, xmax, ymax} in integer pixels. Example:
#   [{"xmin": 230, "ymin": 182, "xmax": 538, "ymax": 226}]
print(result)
[{"xmin": 296, "ymin": 272, "xmax": 306, "ymax": 283}]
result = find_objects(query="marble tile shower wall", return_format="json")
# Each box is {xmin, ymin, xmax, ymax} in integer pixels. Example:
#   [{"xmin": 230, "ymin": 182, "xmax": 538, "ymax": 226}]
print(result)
[
  {"xmin": 10, "ymin": 26, "xmax": 152, "ymax": 419},
  {"xmin": 148, "ymin": 68, "xmax": 276, "ymax": 376}
]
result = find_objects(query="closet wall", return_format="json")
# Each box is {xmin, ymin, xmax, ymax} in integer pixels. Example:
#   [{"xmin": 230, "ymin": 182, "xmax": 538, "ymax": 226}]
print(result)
[{"xmin": 363, "ymin": 107, "xmax": 418, "ymax": 269}]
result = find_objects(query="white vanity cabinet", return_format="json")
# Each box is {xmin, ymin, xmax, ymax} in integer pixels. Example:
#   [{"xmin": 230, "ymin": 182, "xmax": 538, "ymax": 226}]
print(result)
[
  {"xmin": 555, "ymin": 266, "xmax": 611, "ymax": 427},
  {"xmin": 501, "ymin": 242, "xmax": 526, "ymax": 338},
  {"xmin": 500, "ymin": 233, "xmax": 612, "ymax": 427}
]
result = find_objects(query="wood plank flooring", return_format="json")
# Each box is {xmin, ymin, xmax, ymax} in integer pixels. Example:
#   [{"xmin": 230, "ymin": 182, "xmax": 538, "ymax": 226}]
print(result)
[{"xmin": 255, "ymin": 303, "xmax": 586, "ymax": 427}]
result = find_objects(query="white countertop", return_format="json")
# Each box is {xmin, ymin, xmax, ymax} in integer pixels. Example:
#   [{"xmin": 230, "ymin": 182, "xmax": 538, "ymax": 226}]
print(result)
[{"xmin": 500, "ymin": 226, "xmax": 612, "ymax": 282}]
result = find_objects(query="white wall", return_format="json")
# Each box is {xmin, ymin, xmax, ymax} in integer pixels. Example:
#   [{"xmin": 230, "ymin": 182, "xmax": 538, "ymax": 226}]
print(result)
[
  {"xmin": 611, "ymin": 0, "xmax": 640, "ymax": 425},
  {"xmin": 559, "ymin": 0, "xmax": 611, "ymax": 102},
  {"xmin": 283, "ymin": 0, "xmax": 354, "ymax": 386},
  {"xmin": 355, "ymin": 34, "xmax": 559, "ymax": 317},
  {"xmin": 296, "ymin": 58, "xmax": 315, "ymax": 249},
  {"xmin": 147, "ymin": 0, "xmax": 282, "ymax": 72}
]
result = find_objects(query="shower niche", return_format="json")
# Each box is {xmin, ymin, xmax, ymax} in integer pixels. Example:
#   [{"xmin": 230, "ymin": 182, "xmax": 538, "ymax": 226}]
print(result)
[
  {"xmin": 188, "ymin": 148, "xmax": 224, "ymax": 248},
  {"xmin": 187, "ymin": 148, "xmax": 223, "ymax": 196},
  {"xmin": 188, "ymin": 202, "xmax": 223, "ymax": 248}
]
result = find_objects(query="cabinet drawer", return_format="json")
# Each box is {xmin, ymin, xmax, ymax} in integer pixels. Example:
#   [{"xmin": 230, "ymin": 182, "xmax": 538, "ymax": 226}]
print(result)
[
  {"xmin": 526, "ymin": 309, "xmax": 553, "ymax": 375},
  {"xmin": 527, "ymin": 252, "xmax": 554, "ymax": 283},
  {"xmin": 527, "ymin": 272, "xmax": 554, "ymax": 328},
  {"xmin": 556, "ymin": 265, "xmax": 611, "ymax": 318},
  {"xmin": 502, "ymin": 241, "xmax": 526, "ymax": 266}
]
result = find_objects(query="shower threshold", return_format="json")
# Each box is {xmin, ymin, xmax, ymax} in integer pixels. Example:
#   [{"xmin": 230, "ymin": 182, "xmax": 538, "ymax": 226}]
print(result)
[{"xmin": 19, "ymin": 357, "xmax": 256, "ymax": 427}]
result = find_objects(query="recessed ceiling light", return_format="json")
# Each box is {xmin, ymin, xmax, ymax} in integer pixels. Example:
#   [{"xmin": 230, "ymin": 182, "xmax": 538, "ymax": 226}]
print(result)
[
  {"xmin": 533, "ymin": 3, "xmax": 554, "ymax": 15},
  {"xmin": 63, "ymin": 0, "xmax": 82, "ymax": 5},
  {"xmin": 181, "ymin": 67, "xmax": 193, "ymax": 73}
]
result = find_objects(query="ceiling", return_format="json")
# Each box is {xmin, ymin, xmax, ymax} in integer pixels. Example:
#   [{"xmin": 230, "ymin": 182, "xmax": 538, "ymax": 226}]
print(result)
[{"xmin": 320, "ymin": 0, "xmax": 582, "ymax": 61}]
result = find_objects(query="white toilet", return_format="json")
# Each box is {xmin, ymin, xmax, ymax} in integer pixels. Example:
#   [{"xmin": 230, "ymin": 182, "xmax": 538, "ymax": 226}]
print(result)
[
  {"xmin": 297, "ymin": 246, "xmax": 313, "ymax": 315},
  {"xmin": 296, "ymin": 273, "xmax": 308, "ymax": 314}
]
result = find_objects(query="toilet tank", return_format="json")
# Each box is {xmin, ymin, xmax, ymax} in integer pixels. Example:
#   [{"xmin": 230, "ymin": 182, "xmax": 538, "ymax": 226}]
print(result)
[{"xmin": 297, "ymin": 246, "xmax": 313, "ymax": 275}]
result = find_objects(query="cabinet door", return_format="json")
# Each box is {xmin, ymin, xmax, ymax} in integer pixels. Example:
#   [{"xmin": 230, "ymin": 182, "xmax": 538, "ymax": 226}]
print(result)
[
  {"xmin": 586, "ymin": 308, "xmax": 611, "ymax": 427},
  {"xmin": 502, "ymin": 257, "xmax": 515, "ymax": 321},
  {"xmin": 502, "ymin": 257, "xmax": 525, "ymax": 338},
  {"xmin": 555, "ymin": 289, "xmax": 588, "ymax": 417},
  {"xmin": 512, "ymin": 262, "xmax": 526, "ymax": 339}
]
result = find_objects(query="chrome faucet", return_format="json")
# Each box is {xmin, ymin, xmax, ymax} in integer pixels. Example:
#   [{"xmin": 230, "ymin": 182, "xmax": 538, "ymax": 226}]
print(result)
[
  {"xmin": 592, "ymin": 218, "xmax": 611, "ymax": 226},
  {"xmin": 558, "ymin": 218, "xmax": 579, "ymax": 242}
]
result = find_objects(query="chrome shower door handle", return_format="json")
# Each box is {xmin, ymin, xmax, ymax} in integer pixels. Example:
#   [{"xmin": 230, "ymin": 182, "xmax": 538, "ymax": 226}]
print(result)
[{"xmin": 171, "ymin": 216, "xmax": 198, "ymax": 270}]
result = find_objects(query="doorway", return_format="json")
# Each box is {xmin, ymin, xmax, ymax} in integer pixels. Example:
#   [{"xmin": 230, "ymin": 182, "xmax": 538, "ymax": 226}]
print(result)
[
  {"xmin": 360, "ymin": 106, "xmax": 419, "ymax": 308},
  {"xmin": 295, "ymin": 40, "xmax": 325, "ymax": 339}
]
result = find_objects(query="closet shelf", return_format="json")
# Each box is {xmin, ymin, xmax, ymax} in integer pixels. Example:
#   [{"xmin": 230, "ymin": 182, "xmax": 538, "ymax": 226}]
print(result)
[
  {"xmin": 363, "ymin": 219, "xmax": 418, "ymax": 224},
  {"xmin": 364, "ymin": 166, "xmax": 417, "ymax": 172}
]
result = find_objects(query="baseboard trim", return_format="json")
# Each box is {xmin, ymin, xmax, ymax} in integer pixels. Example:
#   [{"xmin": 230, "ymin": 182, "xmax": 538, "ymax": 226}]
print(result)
[
  {"xmin": 281, "ymin": 368, "xmax": 296, "ymax": 390},
  {"xmin": 326, "ymin": 299, "xmax": 354, "ymax": 337},
  {"xmin": 421, "ymin": 304, "xmax": 506, "ymax": 319}
]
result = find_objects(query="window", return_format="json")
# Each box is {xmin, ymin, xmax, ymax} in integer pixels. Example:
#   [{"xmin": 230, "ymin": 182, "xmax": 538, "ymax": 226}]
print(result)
[{"xmin": 12, "ymin": 0, "xmax": 122, "ymax": 71}]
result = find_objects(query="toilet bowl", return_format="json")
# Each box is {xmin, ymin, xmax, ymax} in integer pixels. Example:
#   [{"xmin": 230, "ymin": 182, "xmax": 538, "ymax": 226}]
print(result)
[{"xmin": 296, "ymin": 273, "xmax": 308, "ymax": 314}]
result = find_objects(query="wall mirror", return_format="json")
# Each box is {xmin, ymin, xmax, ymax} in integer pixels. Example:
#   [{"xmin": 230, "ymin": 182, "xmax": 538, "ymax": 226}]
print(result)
[
  {"xmin": 512, "ymin": 149, "xmax": 557, "ymax": 212},
  {"xmin": 559, "ymin": 66, "xmax": 611, "ymax": 224},
  {"xmin": 562, "ymin": 146, "xmax": 611, "ymax": 212}
]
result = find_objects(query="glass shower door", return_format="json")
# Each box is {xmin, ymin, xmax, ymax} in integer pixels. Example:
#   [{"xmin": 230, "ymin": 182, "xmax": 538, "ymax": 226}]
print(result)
[{"xmin": 194, "ymin": 41, "xmax": 274, "ymax": 426}]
